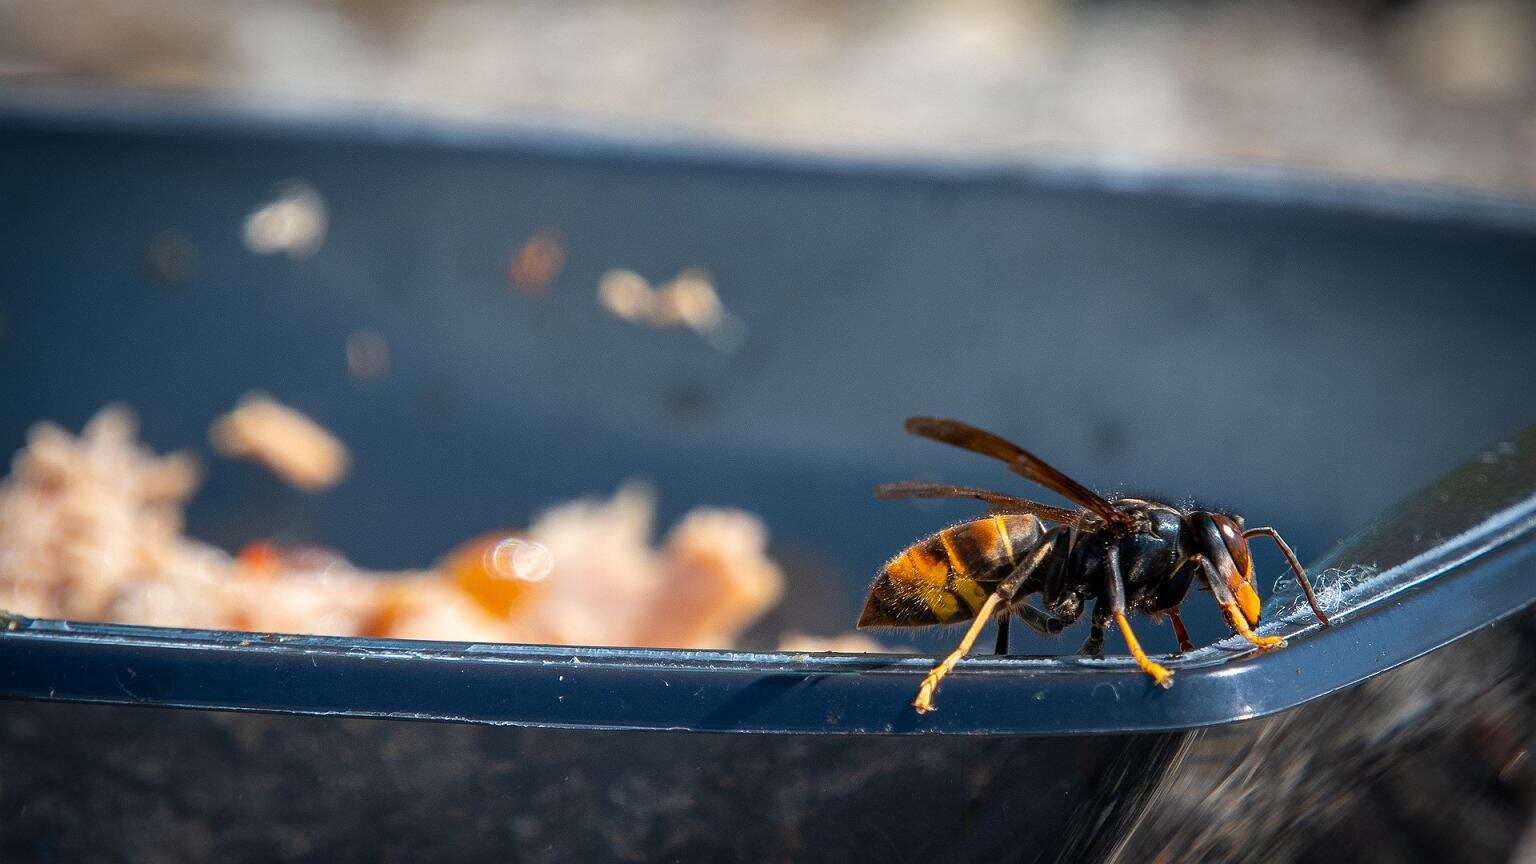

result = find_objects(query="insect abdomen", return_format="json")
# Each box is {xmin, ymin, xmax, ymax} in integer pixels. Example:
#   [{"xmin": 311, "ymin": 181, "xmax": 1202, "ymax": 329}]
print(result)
[{"xmin": 858, "ymin": 514, "xmax": 1044, "ymax": 627}]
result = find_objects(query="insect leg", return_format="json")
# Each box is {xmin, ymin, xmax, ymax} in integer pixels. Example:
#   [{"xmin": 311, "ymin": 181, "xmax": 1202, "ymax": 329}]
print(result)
[
  {"xmin": 1242, "ymin": 527, "xmax": 1330, "ymax": 626},
  {"xmin": 1013, "ymin": 603, "xmax": 1064, "ymax": 636},
  {"xmin": 912, "ymin": 530, "xmax": 1062, "ymax": 714},
  {"xmin": 1168, "ymin": 609, "xmax": 1195, "ymax": 653},
  {"xmin": 998, "ymin": 602, "xmax": 1067, "ymax": 654},
  {"xmin": 1194, "ymin": 555, "xmax": 1286, "ymax": 649},
  {"xmin": 1000, "ymin": 602, "xmax": 1065, "ymax": 654},
  {"xmin": 1078, "ymin": 604, "xmax": 1107, "ymax": 656},
  {"xmin": 1105, "ymin": 543, "xmax": 1174, "ymax": 688},
  {"xmin": 910, "ymin": 594, "xmax": 1001, "ymax": 715}
]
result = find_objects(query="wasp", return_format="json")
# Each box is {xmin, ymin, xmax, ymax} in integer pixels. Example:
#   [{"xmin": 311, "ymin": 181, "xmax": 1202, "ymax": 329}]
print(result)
[{"xmin": 859, "ymin": 417, "xmax": 1331, "ymax": 714}]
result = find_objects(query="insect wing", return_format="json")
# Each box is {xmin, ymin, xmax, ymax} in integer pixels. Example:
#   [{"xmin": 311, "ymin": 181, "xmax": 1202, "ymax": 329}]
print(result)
[
  {"xmin": 874, "ymin": 480, "xmax": 1080, "ymax": 524},
  {"xmin": 903, "ymin": 417, "xmax": 1129, "ymax": 528}
]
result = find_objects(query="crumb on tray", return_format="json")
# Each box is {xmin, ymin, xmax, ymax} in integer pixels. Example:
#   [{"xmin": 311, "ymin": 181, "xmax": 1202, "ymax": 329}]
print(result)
[
  {"xmin": 0, "ymin": 407, "xmax": 785, "ymax": 650},
  {"xmin": 210, "ymin": 393, "xmax": 351, "ymax": 491}
]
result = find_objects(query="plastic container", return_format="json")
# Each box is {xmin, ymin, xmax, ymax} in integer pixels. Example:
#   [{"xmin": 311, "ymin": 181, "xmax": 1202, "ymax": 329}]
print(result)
[{"xmin": 1, "ymin": 95, "xmax": 1534, "ymax": 862}]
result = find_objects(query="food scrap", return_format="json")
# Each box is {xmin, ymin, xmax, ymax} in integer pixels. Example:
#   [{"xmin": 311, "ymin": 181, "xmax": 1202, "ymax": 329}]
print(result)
[
  {"xmin": 210, "ymin": 393, "xmax": 351, "ymax": 492},
  {"xmin": 242, "ymin": 180, "xmax": 327, "ymax": 259},
  {"xmin": 508, "ymin": 229, "xmax": 567, "ymax": 297},
  {"xmin": 597, "ymin": 267, "xmax": 744, "ymax": 352},
  {"xmin": 0, "ymin": 408, "xmax": 785, "ymax": 650}
]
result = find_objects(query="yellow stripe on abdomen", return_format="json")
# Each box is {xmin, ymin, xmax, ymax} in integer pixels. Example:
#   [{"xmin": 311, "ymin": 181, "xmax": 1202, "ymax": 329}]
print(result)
[
  {"xmin": 993, "ymin": 514, "xmax": 1016, "ymax": 563},
  {"xmin": 938, "ymin": 531, "xmax": 968, "ymax": 576}
]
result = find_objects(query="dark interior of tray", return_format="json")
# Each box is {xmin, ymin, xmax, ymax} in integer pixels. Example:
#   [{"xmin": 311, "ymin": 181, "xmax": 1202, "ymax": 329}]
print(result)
[{"xmin": 2, "ymin": 110, "xmax": 1534, "ymax": 654}]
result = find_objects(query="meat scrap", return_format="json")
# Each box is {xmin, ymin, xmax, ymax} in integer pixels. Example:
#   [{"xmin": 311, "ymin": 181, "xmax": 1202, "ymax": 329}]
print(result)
[
  {"xmin": 0, "ymin": 408, "xmax": 785, "ymax": 650},
  {"xmin": 210, "ymin": 393, "xmax": 351, "ymax": 492}
]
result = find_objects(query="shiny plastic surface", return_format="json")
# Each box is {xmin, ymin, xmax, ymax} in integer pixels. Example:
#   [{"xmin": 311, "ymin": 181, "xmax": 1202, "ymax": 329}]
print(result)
[
  {"xmin": 3, "ymin": 427, "xmax": 1534, "ymax": 735},
  {"xmin": 1, "ymin": 99, "xmax": 1535, "ymax": 737}
]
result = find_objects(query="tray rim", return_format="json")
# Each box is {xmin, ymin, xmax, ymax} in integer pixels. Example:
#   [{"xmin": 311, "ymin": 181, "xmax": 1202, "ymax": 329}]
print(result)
[{"xmin": 3, "ymin": 85, "xmax": 1536, "ymax": 235}]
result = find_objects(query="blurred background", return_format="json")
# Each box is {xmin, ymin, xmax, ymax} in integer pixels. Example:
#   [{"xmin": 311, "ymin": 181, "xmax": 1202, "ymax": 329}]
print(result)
[
  {"xmin": 2, "ymin": 0, "xmax": 1535, "ymax": 652},
  {"xmin": 3, "ymin": 4, "xmax": 1536, "ymax": 863},
  {"xmin": 3, "ymin": 0, "xmax": 1535, "ymax": 193}
]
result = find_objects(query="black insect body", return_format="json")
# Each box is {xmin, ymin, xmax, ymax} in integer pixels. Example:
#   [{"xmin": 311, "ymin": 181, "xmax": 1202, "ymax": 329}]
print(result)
[{"xmin": 859, "ymin": 417, "xmax": 1330, "ymax": 714}]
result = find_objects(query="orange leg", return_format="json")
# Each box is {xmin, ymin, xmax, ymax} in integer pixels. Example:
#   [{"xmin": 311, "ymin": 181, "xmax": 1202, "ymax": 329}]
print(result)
[
  {"xmin": 912, "ymin": 532, "xmax": 1061, "ymax": 714},
  {"xmin": 912, "ymin": 593, "xmax": 1001, "ymax": 714},
  {"xmin": 1195, "ymin": 552, "xmax": 1288, "ymax": 651},
  {"xmin": 1114, "ymin": 612, "xmax": 1173, "ymax": 688},
  {"xmin": 1221, "ymin": 602, "xmax": 1286, "ymax": 649}
]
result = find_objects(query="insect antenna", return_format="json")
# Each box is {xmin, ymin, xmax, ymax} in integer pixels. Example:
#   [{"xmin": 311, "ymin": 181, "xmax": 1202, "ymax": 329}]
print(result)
[{"xmin": 1243, "ymin": 527, "xmax": 1330, "ymax": 626}]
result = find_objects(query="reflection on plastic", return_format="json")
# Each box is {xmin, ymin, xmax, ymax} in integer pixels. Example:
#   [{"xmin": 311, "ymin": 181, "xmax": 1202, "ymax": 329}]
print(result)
[{"xmin": 484, "ymin": 538, "xmax": 554, "ymax": 584}]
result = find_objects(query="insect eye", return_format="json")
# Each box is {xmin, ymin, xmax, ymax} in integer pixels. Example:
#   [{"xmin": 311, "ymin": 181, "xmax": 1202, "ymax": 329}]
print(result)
[{"xmin": 1212, "ymin": 514, "xmax": 1252, "ymax": 581}]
